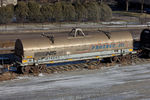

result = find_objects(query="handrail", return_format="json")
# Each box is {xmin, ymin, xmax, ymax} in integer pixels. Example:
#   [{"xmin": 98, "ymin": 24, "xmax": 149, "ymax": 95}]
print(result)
[
  {"xmin": 41, "ymin": 33, "xmax": 54, "ymax": 44},
  {"xmin": 68, "ymin": 27, "xmax": 85, "ymax": 37},
  {"xmin": 98, "ymin": 29, "xmax": 111, "ymax": 39}
]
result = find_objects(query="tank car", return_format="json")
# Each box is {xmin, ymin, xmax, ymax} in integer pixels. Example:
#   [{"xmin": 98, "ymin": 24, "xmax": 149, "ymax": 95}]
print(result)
[
  {"xmin": 15, "ymin": 29, "xmax": 135, "ymax": 73},
  {"xmin": 140, "ymin": 29, "xmax": 150, "ymax": 57}
]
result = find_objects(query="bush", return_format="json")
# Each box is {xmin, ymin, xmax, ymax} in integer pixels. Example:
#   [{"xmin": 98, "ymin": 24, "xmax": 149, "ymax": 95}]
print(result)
[
  {"xmin": 62, "ymin": 2, "xmax": 76, "ymax": 21},
  {"xmin": 74, "ymin": 1, "xmax": 88, "ymax": 21},
  {"xmin": 53, "ymin": 2, "xmax": 63, "ymax": 22},
  {"xmin": 99, "ymin": 3, "xmax": 112, "ymax": 21},
  {"xmin": 15, "ymin": 1, "xmax": 28, "ymax": 22},
  {"xmin": 40, "ymin": 3, "xmax": 54, "ymax": 22},
  {"xmin": 84, "ymin": 2, "xmax": 100, "ymax": 22},
  {"xmin": 0, "ymin": 5, "xmax": 14, "ymax": 24},
  {"xmin": 27, "ymin": 1, "xmax": 43, "ymax": 22},
  {"xmin": 0, "ymin": 1, "xmax": 112, "ymax": 24}
]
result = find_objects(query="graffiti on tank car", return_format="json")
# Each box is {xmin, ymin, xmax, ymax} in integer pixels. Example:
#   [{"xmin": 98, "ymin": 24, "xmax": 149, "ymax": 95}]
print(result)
[
  {"xmin": 38, "ymin": 55, "xmax": 70, "ymax": 61},
  {"xmin": 35, "ymin": 51, "xmax": 57, "ymax": 57},
  {"xmin": 118, "ymin": 43, "xmax": 124, "ymax": 47},
  {"xmin": 91, "ymin": 43, "xmax": 125, "ymax": 50}
]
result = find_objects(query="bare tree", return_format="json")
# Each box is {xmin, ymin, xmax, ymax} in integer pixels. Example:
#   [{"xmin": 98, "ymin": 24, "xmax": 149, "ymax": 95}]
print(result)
[
  {"xmin": 126, "ymin": 0, "xmax": 128, "ymax": 11},
  {"xmin": 141, "ymin": 0, "xmax": 144, "ymax": 13},
  {"xmin": 0, "ymin": 0, "xmax": 3, "ymax": 7}
]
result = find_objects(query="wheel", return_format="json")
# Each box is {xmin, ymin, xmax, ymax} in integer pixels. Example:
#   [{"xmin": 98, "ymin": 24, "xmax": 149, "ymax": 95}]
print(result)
[
  {"xmin": 125, "ymin": 55, "xmax": 132, "ymax": 64},
  {"xmin": 131, "ymin": 54, "xmax": 138, "ymax": 60},
  {"xmin": 29, "ymin": 66, "xmax": 39, "ymax": 75},
  {"xmin": 120, "ymin": 56, "xmax": 127, "ymax": 65},
  {"xmin": 110, "ymin": 56, "xmax": 118, "ymax": 63},
  {"xmin": 21, "ymin": 66, "xmax": 30, "ymax": 74}
]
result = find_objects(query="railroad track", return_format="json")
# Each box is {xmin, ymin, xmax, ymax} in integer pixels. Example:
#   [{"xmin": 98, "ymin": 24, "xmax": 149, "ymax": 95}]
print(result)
[
  {"xmin": 35, "ymin": 57, "xmax": 150, "ymax": 74},
  {"xmin": 1, "ymin": 55, "xmax": 150, "ymax": 81}
]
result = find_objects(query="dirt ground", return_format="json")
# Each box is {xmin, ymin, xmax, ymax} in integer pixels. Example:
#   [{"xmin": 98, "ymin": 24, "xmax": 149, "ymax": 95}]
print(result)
[{"xmin": 0, "ymin": 72, "xmax": 16, "ymax": 81}]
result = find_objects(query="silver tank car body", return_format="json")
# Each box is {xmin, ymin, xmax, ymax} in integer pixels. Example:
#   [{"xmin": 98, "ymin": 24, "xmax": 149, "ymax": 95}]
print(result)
[{"xmin": 15, "ymin": 30, "xmax": 134, "ymax": 66}]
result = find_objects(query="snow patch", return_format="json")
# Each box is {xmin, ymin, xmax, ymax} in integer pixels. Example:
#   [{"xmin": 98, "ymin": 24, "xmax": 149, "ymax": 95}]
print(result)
[
  {"xmin": 102, "ymin": 21, "xmax": 127, "ymax": 25},
  {"xmin": 38, "ymin": 73, "xmax": 44, "ymax": 77}
]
